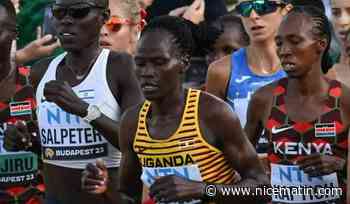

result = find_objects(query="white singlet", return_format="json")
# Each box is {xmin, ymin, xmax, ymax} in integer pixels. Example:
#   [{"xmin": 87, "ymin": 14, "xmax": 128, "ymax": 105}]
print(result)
[{"xmin": 36, "ymin": 49, "xmax": 121, "ymax": 169}]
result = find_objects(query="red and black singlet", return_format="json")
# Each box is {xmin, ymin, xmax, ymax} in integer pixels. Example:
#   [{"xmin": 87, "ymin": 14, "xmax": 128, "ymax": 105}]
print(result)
[
  {"xmin": 264, "ymin": 78, "xmax": 348, "ymax": 204},
  {"xmin": 0, "ymin": 67, "xmax": 43, "ymax": 204}
]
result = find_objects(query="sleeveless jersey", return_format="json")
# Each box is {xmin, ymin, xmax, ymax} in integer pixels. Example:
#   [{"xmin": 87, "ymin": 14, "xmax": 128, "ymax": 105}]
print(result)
[
  {"xmin": 36, "ymin": 49, "xmax": 121, "ymax": 169},
  {"xmin": 226, "ymin": 48, "xmax": 286, "ymax": 127},
  {"xmin": 265, "ymin": 78, "xmax": 348, "ymax": 204},
  {"xmin": 134, "ymin": 89, "xmax": 238, "ymax": 204},
  {"xmin": 0, "ymin": 67, "xmax": 40, "ymax": 189}
]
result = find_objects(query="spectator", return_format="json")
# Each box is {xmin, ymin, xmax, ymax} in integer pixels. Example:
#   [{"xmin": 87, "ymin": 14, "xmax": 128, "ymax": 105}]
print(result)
[
  {"xmin": 100, "ymin": 0, "xmax": 144, "ymax": 55},
  {"xmin": 326, "ymin": 0, "xmax": 350, "ymax": 87}
]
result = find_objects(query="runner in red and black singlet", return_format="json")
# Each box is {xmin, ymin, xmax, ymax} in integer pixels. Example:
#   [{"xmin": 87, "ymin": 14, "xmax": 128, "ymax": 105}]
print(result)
[
  {"xmin": 0, "ymin": 67, "xmax": 44, "ymax": 204},
  {"xmin": 264, "ymin": 78, "xmax": 348, "ymax": 203},
  {"xmin": 0, "ymin": 1, "xmax": 44, "ymax": 203},
  {"xmin": 245, "ymin": 6, "xmax": 349, "ymax": 204}
]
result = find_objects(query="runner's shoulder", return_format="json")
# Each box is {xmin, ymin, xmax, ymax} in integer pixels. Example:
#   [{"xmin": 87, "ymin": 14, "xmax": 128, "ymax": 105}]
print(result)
[
  {"xmin": 199, "ymin": 90, "xmax": 239, "ymax": 122},
  {"xmin": 207, "ymin": 55, "xmax": 231, "ymax": 78},
  {"xmin": 119, "ymin": 103, "xmax": 145, "ymax": 143},
  {"xmin": 107, "ymin": 51, "xmax": 134, "ymax": 75},
  {"xmin": 250, "ymin": 80, "xmax": 277, "ymax": 109},
  {"xmin": 120, "ymin": 103, "xmax": 145, "ymax": 129}
]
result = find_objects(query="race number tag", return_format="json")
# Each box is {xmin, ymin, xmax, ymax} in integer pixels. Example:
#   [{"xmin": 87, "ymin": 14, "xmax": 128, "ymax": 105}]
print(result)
[
  {"xmin": 141, "ymin": 165, "xmax": 202, "ymax": 204},
  {"xmin": 0, "ymin": 152, "xmax": 38, "ymax": 187},
  {"xmin": 9, "ymin": 101, "xmax": 32, "ymax": 117},
  {"xmin": 271, "ymin": 164, "xmax": 340, "ymax": 203}
]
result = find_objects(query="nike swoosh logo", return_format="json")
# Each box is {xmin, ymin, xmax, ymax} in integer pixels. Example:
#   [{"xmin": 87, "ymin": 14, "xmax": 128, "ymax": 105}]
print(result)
[
  {"xmin": 235, "ymin": 76, "xmax": 251, "ymax": 84},
  {"xmin": 271, "ymin": 126, "xmax": 293, "ymax": 134}
]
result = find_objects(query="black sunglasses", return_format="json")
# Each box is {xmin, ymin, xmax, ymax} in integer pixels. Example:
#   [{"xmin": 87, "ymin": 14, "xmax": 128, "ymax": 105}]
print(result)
[
  {"xmin": 237, "ymin": 0, "xmax": 284, "ymax": 17},
  {"xmin": 51, "ymin": 2, "xmax": 105, "ymax": 20}
]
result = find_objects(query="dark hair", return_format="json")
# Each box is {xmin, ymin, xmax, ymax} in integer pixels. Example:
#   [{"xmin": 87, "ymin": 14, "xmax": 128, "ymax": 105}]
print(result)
[
  {"xmin": 0, "ymin": 0, "xmax": 16, "ymax": 20},
  {"xmin": 288, "ymin": 6, "xmax": 333, "ymax": 73},
  {"xmin": 141, "ymin": 15, "xmax": 221, "ymax": 65},
  {"xmin": 214, "ymin": 14, "xmax": 250, "ymax": 46},
  {"xmin": 290, "ymin": 0, "xmax": 326, "ymax": 13}
]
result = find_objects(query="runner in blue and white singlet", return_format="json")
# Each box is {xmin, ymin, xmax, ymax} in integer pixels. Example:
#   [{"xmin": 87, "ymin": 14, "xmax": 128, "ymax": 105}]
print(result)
[{"xmin": 226, "ymin": 48, "xmax": 286, "ymax": 127}]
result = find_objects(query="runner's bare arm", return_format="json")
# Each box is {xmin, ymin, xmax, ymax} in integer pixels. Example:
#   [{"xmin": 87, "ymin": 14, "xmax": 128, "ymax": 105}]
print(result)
[
  {"xmin": 118, "ymin": 106, "xmax": 143, "ymax": 203},
  {"xmin": 203, "ymin": 94, "xmax": 270, "ymax": 203},
  {"xmin": 205, "ymin": 55, "xmax": 231, "ymax": 100},
  {"xmin": 245, "ymin": 84, "xmax": 274, "ymax": 147},
  {"xmin": 87, "ymin": 52, "xmax": 144, "ymax": 148}
]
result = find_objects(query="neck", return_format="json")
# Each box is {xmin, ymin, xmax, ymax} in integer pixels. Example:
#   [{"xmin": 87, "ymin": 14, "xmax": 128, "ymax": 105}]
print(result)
[
  {"xmin": 339, "ymin": 50, "xmax": 350, "ymax": 66},
  {"xmin": 65, "ymin": 41, "xmax": 102, "ymax": 74},
  {"xmin": 0, "ymin": 59, "xmax": 12, "ymax": 81},
  {"xmin": 247, "ymin": 39, "xmax": 281, "ymax": 74},
  {"xmin": 288, "ymin": 64, "xmax": 327, "ymax": 97},
  {"xmin": 151, "ymin": 85, "xmax": 185, "ymax": 117}
]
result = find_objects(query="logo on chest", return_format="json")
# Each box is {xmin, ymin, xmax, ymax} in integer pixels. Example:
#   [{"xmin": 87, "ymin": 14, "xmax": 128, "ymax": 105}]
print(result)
[{"xmin": 315, "ymin": 122, "xmax": 336, "ymax": 138}]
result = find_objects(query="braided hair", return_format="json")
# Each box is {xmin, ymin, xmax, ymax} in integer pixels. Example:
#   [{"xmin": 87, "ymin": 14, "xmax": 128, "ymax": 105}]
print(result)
[
  {"xmin": 288, "ymin": 6, "xmax": 333, "ymax": 73},
  {"xmin": 141, "ymin": 15, "xmax": 221, "ymax": 65}
]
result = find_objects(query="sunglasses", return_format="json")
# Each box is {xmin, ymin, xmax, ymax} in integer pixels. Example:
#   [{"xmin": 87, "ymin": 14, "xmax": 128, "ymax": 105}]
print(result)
[
  {"xmin": 51, "ymin": 2, "xmax": 105, "ymax": 20},
  {"xmin": 105, "ymin": 16, "xmax": 139, "ymax": 32},
  {"xmin": 237, "ymin": 0, "xmax": 284, "ymax": 17}
]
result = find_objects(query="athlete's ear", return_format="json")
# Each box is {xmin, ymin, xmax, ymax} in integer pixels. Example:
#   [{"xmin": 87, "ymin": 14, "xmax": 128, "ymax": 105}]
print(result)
[
  {"xmin": 281, "ymin": 4, "xmax": 293, "ymax": 16},
  {"xmin": 317, "ymin": 38, "xmax": 328, "ymax": 53}
]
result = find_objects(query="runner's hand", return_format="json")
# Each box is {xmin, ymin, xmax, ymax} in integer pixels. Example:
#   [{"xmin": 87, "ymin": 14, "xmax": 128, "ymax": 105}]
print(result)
[
  {"xmin": 16, "ymin": 34, "xmax": 60, "ymax": 65},
  {"xmin": 296, "ymin": 154, "xmax": 346, "ymax": 177},
  {"xmin": 149, "ymin": 175, "xmax": 205, "ymax": 203},
  {"xmin": 4, "ymin": 121, "xmax": 33, "ymax": 151},
  {"xmin": 81, "ymin": 159, "xmax": 108, "ymax": 194},
  {"xmin": 44, "ymin": 80, "xmax": 89, "ymax": 117}
]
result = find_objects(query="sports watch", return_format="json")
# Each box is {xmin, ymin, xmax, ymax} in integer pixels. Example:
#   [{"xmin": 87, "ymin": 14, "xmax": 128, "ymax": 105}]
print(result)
[{"xmin": 83, "ymin": 105, "xmax": 102, "ymax": 123}]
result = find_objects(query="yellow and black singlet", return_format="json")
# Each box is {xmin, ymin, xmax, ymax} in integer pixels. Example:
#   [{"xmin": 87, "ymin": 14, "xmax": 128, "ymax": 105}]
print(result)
[{"xmin": 133, "ymin": 89, "xmax": 238, "ymax": 203}]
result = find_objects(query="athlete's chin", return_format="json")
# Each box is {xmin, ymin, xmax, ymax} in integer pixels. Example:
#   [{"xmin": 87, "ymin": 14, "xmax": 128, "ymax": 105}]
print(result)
[
  {"xmin": 286, "ymin": 71, "xmax": 301, "ymax": 79},
  {"xmin": 61, "ymin": 44, "xmax": 81, "ymax": 52},
  {"xmin": 143, "ymin": 92, "xmax": 162, "ymax": 101}
]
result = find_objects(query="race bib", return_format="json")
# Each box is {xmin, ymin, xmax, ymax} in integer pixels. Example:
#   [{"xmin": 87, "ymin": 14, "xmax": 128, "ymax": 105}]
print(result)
[
  {"xmin": 141, "ymin": 165, "xmax": 203, "ymax": 204},
  {"xmin": 39, "ymin": 101, "xmax": 109, "ymax": 161},
  {"xmin": 0, "ymin": 152, "xmax": 38, "ymax": 187},
  {"xmin": 271, "ymin": 164, "xmax": 340, "ymax": 203}
]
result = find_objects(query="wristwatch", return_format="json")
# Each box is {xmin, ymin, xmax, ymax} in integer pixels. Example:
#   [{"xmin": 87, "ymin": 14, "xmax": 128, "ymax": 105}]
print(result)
[{"xmin": 83, "ymin": 105, "xmax": 102, "ymax": 123}]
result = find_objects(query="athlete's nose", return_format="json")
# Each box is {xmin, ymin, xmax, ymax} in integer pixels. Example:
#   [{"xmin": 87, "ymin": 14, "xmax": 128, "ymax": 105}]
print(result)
[{"xmin": 249, "ymin": 10, "xmax": 260, "ymax": 20}]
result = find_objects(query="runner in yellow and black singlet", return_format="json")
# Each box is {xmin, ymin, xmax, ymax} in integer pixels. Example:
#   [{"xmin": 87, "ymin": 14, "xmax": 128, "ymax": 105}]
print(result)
[{"xmin": 82, "ymin": 16, "xmax": 269, "ymax": 204}]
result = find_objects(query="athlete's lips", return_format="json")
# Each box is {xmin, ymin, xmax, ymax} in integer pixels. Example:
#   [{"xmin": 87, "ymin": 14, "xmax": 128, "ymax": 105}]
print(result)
[
  {"xmin": 282, "ymin": 61, "xmax": 296, "ymax": 71},
  {"xmin": 100, "ymin": 40, "xmax": 112, "ymax": 47},
  {"xmin": 141, "ymin": 82, "xmax": 159, "ymax": 92},
  {"xmin": 251, "ymin": 25, "xmax": 265, "ymax": 31},
  {"xmin": 58, "ymin": 32, "xmax": 76, "ymax": 40}
]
